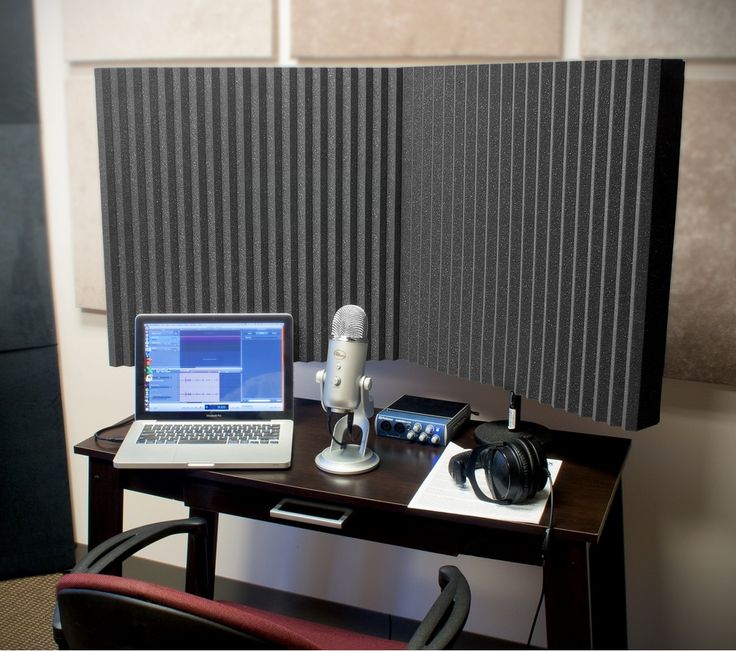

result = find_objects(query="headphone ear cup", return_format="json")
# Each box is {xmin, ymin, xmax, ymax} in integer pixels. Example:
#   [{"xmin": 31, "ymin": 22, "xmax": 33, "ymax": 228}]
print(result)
[
  {"xmin": 449, "ymin": 450, "xmax": 472, "ymax": 486},
  {"xmin": 525, "ymin": 436, "xmax": 549, "ymax": 494},
  {"xmin": 485, "ymin": 445, "xmax": 519, "ymax": 503},
  {"xmin": 513, "ymin": 436, "xmax": 549, "ymax": 498},
  {"xmin": 505, "ymin": 439, "xmax": 533, "ymax": 503}
]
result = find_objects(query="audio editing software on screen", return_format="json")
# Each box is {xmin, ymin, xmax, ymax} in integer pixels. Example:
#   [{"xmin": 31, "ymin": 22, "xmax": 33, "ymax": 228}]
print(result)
[{"xmin": 143, "ymin": 322, "xmax": 285, "ymax": 413}]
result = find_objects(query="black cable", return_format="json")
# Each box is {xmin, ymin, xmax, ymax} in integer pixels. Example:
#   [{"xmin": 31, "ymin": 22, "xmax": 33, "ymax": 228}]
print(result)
[
  {"xmin": 327, "ymin": 410, "xmax": 359, "ymax": 448},
  {"xmin": 526, "ymin": 580, "xmax": 546, "ymax": 649},
  {"xmin": 527, "ymin": 469, "xmax": 554, "ymax": 648},
  {"xmin": 347, "ymin": 411, "xmax": 355, "ymax": 443},
  {"xmin": 327, "ymin": 410, "xmax": 345, "ymax": 448},
  {"xmin": 93, "ymin": 415, "xmax": 134, "ymax": 444}
]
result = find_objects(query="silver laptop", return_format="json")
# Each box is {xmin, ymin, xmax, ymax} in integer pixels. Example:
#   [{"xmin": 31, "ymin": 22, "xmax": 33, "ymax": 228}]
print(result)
[{"xmin": 113, "ymin": 313, "xmax": 294, "ymax": 469}]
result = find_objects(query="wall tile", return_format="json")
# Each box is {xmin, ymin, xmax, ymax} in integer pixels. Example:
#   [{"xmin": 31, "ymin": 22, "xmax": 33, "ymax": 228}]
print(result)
[
  {"xmin": 62, "ymin": 0, "xmax": 273, "ymax": 62},
  {"xmin": 292, "ymin": 0, "xmax": 563, "ymax": 59},
  {"xmin": 66, "ymin": 74, "xmax": 106, "ymax": 311},
  {"xmin": 665, "ymin": 80, "xmax": 736, "ymax": 385},
  {"xmin": 582, "ymin": 0, "xmax": 736, "ymax": 59}
]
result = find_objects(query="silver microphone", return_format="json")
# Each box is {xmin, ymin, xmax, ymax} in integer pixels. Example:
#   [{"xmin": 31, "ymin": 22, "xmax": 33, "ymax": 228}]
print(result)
[
  {"xmin": 322, "ymin": 305, "xmax": 368, "ymax": 412},
  {"xmin": 315, "ymin": 304, "xmax": 379, "ymax": 475}
]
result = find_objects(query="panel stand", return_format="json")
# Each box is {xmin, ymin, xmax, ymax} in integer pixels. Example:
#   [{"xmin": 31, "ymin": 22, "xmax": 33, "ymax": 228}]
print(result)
[{"xmin": 474, "ymin": 392, "xmax": 551, "ymax": 445}]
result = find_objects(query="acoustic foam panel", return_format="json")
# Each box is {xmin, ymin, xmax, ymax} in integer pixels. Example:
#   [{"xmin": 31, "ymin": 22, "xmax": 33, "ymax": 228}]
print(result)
[
  {"xmin": 96, "ymin": 60, "xmax": 683, "ymax": 430},
  {"xmin": 0, "ymin": 125, "xmax": 56, "ymax": 351},
  {"xmin": 0, "ymin": 0, "xmax": 74, "ymax": 579},
  {"xmin": 0, "ymin": 0, "xmax": 37, "ymax": 124},
  {"xmin": 96, "ymin": 67, "xmax": 402, "ymax": 365},
  {"xmin": 400, "ymin": 60, "xmax": 683, "ymax": 430},
  {"xmin": 0, "ymin": 346, "xmax": 75, "ymax": 578}
]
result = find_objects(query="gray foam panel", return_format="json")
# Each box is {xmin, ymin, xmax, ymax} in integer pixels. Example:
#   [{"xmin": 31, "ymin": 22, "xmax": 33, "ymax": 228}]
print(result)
[
  {"xmin": 0, "ymin": 124, "xmax": 55, "ymax": 351},
  {"xmin": 96, "ymin": 60, "xmax": 683, "ymax": 430},
  {"xmin": 96, "ymin": 67, "xmax": 402, "ymax": 364},
  {"xmin": 400, "ymin": 60, "xmax": 683, "ymax": 429}
]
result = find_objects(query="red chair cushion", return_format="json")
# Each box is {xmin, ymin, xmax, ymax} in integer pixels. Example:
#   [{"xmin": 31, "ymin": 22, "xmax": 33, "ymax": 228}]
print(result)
[{"xmin": 58, "ymin": 573, "xmax": 406, "ymax": 650}]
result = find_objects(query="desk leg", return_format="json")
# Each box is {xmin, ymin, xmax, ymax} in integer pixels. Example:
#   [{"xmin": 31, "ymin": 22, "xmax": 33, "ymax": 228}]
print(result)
[
  {"xmin": 87, "ymin": 457, "xmax": 124, "ymax": 575},
  {"xmin": 544, "ymin": 483, "xmax": 628, "ymax": 649},
  {"xmin": 186, "ymin": 508, "xmax": 218, "ymax": 599},
  {"xmin": 544, "ymin": 539, "xmax": 591, "ymax": 649},
  {"xmin": 589, "ymin": 483, "xmax": 628, "ymax": 649}
]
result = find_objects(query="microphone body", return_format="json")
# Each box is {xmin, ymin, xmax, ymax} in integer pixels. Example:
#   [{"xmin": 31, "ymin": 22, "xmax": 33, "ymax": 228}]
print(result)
[
  {"xmin": 323, "ymin": 337, "xmax": 368, "ymax": 412},
  {"xmin": 321, "ymin": 305, "xmax": 368, "ymax": 413}
]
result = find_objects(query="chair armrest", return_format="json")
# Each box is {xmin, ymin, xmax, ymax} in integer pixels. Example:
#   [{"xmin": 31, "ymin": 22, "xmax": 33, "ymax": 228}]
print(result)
[
  {"xmin": 71, "ymin": 517, "xmax": 209, "ymax": 575},
  {"xmin": 53, "ymin": 517, "xmax": 211, "ymax": 648},
  {"xmin": 407, "ymin": 565, "xmax": 471, "ymax": 650}
]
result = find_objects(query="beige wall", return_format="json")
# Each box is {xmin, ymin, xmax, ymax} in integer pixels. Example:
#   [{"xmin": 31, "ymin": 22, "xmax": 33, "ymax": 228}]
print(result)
[
  {"xmin": 34, "ymin": 0, "xmax": 736, "ymax": 647},
  {"xmin": 62, "ymin": 0, "xmax": 736, "ymax": 387}
]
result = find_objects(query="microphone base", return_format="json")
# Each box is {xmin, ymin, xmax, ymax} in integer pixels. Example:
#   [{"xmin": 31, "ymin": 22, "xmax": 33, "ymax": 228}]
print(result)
[{"xmin": 315, "ymin": 445, "xmax": 380, "ymax": 475}]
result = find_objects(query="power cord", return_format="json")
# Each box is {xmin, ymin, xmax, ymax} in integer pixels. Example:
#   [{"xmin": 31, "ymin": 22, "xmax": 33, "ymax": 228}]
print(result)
[
  {"xmin": 326, "ymin": 411, "xmax": 343, "ymax": 448},
  {"xmin": 326, "ymin": 410, "xmax": 357, "ymax": 448},
  {"xmin": 93, "ymin": 415, "xmax": 134, "ymax": 444},
  {"xmin": 526, "ymin": 469, "xmax": 554, "ymax": 647}
]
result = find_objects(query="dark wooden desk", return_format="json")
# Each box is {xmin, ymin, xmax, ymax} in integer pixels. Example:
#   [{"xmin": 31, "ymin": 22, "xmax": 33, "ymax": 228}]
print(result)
[{"xmin": 75, "ymin": 398, "xmax": 630, "ymax": 649}]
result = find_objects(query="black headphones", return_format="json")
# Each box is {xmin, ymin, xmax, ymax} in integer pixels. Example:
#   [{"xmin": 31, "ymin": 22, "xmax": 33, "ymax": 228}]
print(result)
[{"xmin": 448, "ymin": 435, "xmax": 548, "ymax": 504}]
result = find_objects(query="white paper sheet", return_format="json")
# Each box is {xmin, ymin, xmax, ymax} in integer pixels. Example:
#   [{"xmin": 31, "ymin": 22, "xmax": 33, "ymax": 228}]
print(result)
[{"xmin": 408, "ymin": 442, "xmax": 562, "ymax": 524}]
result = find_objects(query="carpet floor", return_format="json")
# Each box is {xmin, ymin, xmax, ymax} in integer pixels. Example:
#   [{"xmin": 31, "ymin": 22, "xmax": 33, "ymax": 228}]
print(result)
[{"xmin": 0, "ymin": 573, "xmax": 60, "ymax": 650}]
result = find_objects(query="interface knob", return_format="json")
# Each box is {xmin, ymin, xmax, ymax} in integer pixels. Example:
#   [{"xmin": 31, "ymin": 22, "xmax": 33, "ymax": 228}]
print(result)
[
  {"xmin": 430, "ymin": 434, "xmax": 441, "ymax": 445},
  {"xmin": 418, "ymin": 432, "xmax": 428, "ymax": 443},
  {"xmin": 412, "ymin": 423, "xmax": 422, "ymax": 433}
]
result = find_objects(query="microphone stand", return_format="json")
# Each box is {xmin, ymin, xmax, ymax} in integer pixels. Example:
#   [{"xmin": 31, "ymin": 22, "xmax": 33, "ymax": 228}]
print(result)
[{"xmin": 315, "ymin": 371, "xmax": 380, "ymax": 475}]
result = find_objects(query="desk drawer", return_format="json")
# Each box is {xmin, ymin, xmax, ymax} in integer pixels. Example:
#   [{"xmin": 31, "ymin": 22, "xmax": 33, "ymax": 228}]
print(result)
[
  {"xmin": 184, "ymin": 479, "xmax": 544, "ymax": 564},
  {"xmin": 185, "ymin": 479, "xmax": 459, "ymax": 553}
]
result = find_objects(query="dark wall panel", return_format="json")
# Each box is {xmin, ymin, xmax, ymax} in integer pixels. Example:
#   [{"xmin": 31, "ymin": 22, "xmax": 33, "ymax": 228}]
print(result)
[
  {"xmin": 0, "ymin": 346, "xmax": 74, "ymax": 578},
  {"xmin": 0, "ymin": 125, "xmax": 56, "ymax": 351},
  {"xmin": 96, "ymin": 67, "xmax": 403, "ymax": 366},
  {"xmin": 0, "ymin": 0, "xmax": 37, "ymax": 124},
  {"xmin": 0, "ymin": 0, "xmax": 74, "ymax": 578},
  {"xmin": 400, "ymin": 60, "xmax": 683, "ymax": 429}
]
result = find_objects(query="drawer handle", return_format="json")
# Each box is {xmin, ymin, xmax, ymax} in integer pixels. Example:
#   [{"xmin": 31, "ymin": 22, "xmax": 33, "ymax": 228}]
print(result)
[{"xmin": 269, "ymin": 498, "xmax": 352, "ymax": 530}]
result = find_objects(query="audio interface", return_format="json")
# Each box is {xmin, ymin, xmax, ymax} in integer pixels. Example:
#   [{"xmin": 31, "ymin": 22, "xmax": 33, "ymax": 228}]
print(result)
[{"xmin": 375, "ymin": 395, "xmax": 471, "ymax": 446}]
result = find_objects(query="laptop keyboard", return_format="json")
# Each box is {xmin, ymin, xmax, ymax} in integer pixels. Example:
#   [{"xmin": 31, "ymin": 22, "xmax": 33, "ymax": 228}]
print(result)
[{"xmin": 136, "ymin": 423, "xmax": 281, "ymax": 445}]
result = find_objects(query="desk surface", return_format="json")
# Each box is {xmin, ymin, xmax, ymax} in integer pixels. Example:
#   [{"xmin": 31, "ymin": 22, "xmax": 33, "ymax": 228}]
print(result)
[
  {"xmin": 76, "ymin": 398, "xmax": 631, "ymax": 648},
  {"xmin": 76, "ymin": 398, "xmax": 629, "ymax": 545}
]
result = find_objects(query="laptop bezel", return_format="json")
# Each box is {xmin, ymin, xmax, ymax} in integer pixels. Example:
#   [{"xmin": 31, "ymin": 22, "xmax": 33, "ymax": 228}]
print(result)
[{"xmin": 134, "ymin": 313, "xmax": 294, "ymax": 422}]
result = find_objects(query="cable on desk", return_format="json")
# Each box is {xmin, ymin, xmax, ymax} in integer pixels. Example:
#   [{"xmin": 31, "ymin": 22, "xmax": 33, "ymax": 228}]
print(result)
[
  {"xmin": 93, "ymin": 415, "xmax": 134, "ymax": 444},
  {"xmin": 526, "ymin": 469, "xmax": 554, "ymax": 648}
]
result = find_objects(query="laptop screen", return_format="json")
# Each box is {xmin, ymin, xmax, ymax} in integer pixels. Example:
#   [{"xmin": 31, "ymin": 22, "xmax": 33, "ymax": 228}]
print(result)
[{"xmin": 134, "ymin": 314, "xmax": 293, "ymax": 420}]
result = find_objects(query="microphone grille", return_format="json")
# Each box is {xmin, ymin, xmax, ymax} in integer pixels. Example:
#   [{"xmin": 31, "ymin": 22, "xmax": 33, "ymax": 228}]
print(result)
[{"xmin": 330, "ymin": 305, "xmax": 368, "ymax": 341}]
